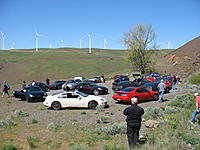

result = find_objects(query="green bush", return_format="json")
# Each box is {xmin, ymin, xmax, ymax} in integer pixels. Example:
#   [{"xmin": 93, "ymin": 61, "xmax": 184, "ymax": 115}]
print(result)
[
  {"xmin": 31, "ymin": 119, "xmax": 38, "ymax": 124},
  {"xmin": 143, "ymin": 107, "xmax": 164, "ymax": 120},
  {"xmin": 164, "ymin": 106, "xmax": 182, "ymax": 114},
  {"xmin": 27, "ymin": 136, "xmax": 40, "ymax": 149},
  {"xmin": 103, "ymin": 143, "xmax": 126, "ymax": 150},
  {"xmin": 80, "ymin": 111, "xmax": 87, "ymax": 115},
  {"xmin": 178, "ymin": 132, "xmax": 200, "ymax": 145},
  {"xmin": 13, "ymin": 110, "xmax": 29, "ymax": 117},
  {"xmin": 3, "ymin": 144, "xmax": 17, "ymax": 150},
  {"xmin": 95, "ymin": 122, "xmax": 126, "ymax": 135},
  {"xmin": 169, "ymin": 94, "xmax": 195, "ymax": 108},
  {"xmin": 188, "ymin": 73, "xmax": 200, "ymax": 84}
]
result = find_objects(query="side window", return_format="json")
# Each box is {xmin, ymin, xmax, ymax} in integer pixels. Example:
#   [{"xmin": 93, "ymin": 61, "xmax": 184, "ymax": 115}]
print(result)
[
  {"xmin": 82, "ymin": 83, "xmax": 88, "ymax": 87},
  {"xmin": 136, "ymin": 88, "xmax": 148, "ymax": 93},
  {"xmin": 67, "ymin": 93, "xmax": 79, "ymax": 98}
]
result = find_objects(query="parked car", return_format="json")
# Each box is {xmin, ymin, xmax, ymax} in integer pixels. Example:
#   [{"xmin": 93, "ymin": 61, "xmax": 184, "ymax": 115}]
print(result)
[
  {"xmin": 48, "ymin": 80, "xmax": 66, "ymax": 90},
  {"xmin": 140, "ymin": 82, "xmax": 159, "ymax": 92},
  {"xmin": 155, "ymin": 78, "xmax": 172, "ymax": 93},
  {"xmin": 112, "ymin": 81, "xmax": 138, "ymax": 91},
  {"xmin": 113, "ymin": 76, "xmax": 129, "ymax": 84},
  {"xmin": 88, "ymin": 77, "xmax": 102, "ymax": 83},
  {"xmin": 143, "ymin": 76, "xmax": 155, "ymax": 82},
  {"xmin": 74, "ymin": 82, "xmax": 108, "ymax": 95},
  {"xmin": 43, "ymin": 91, "xmax": 108, "ymax": 110},
  {"xmin": 152, "ymin": 72, "xmax": 160, "ymax": 77},
  {"xmin": 112, "ymin": 87, "xmax": 159, "ymax": 103},
  {"xmin": 62, "ymin": 79, "xmax": 82, "ymax": 91},
  {"xmin": 28, "ymin": 82, "xmax": 49, "ymax": 92},
  {"xmin": 13, "ymin": 86, "xmax": 47, "ymax": 102}
]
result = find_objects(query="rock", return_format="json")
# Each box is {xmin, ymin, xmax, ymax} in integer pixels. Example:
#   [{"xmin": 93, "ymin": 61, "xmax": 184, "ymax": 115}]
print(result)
[{"xmin": 144, "ymin": 120, "xmax": 159, "ymax": 128}]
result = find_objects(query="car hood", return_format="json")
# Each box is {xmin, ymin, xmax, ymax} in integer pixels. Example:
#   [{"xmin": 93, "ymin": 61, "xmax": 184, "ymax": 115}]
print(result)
[
  {"xmin": 92, "ymin": 85, "xmax": 108, "ymax": 90},
  {"xmin": 29, "ymin": 91, "xmax": 45, "ymax": 95}
]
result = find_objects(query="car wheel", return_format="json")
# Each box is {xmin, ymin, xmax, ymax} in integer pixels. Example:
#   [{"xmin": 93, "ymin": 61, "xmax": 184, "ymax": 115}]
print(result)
[
  {"xmin": 88, "ymin": 101, "xmax": 98, "ymax": 110},
  {"xmin": 93, "ymin": 89, "xmax": 99, "ymax": 96},
  {"xmin": 153, "ymin": 94, "xmax": 159, "ymax": 101},
  {"xmin": 51, "ymin": 101, "xmax": 62, "ymax": 110},
  {"xmin": 26, "ymin": 96, "xmax": 32, "ymax": 102}
]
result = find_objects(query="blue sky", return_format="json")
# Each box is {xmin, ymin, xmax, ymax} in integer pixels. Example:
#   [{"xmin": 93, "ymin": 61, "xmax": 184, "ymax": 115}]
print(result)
[{"xmin": 0, "ymin": 0, "xmax": 199, "ymax": 50}]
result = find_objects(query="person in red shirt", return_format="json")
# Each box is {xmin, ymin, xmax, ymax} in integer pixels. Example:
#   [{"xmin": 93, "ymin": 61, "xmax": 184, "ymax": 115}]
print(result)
[{"xmin": 189, "ymin": 93, "xmax": 200, "ymax": 124}]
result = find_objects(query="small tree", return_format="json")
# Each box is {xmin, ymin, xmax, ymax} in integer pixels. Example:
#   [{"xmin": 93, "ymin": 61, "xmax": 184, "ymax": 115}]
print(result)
[{"xmin": 123, "ymin": 24, "xmax": 157, "ymax": 74}]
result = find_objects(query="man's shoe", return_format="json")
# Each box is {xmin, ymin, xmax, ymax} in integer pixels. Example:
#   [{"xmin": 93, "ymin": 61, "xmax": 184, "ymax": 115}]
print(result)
[{"xmin": 188, "ymin": 120, "xmax": 194, "ymax": 124}]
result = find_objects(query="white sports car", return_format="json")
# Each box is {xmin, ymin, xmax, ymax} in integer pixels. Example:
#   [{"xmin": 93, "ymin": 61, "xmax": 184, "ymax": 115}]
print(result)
[{"xmin": 43, "ymin": 91, "xmax": 108, "ymax": 110}]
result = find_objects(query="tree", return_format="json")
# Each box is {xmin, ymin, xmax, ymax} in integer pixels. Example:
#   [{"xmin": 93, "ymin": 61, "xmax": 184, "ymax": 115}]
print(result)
[{"xmin": 123, "ymin": 24, "xmax": 157, "ymax": 74}]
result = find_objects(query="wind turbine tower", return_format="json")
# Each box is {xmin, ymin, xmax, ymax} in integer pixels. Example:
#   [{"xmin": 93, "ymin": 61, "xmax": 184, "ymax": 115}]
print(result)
[
  {"xmin": 35, "ymin": 31, "xmax": 43, "ymax": 52},
  {"xmin": 60, "ymin": 40, "xmax": 64, "ymax": 48},
  {"xmin": 11, "ymin": 41, "xmax": 16, "ymax": 49},
  {"xmin": 167, "ymin": 41, "xmax": 172, "ymax": 49},
  {"xmin": 87, "ymin": 34, "xmax": 92, "ymax": 54},
  {"xmin": 104, "ymin": 38, "xmax": 108, "ymax": 49},
  {"xmin": 49, "ymin": 43, "xmax": 53, "ymax": 48},
  {"xmin": 1, "ymin": 32, "xmax": 5, "ymax": 50},
  {"xmin": 79, "ymin": 39, "xmax": 82, "ymax": 48}
]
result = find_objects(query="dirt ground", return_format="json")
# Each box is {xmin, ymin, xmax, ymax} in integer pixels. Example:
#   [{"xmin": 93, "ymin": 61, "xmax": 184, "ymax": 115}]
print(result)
[{"xmin": 0, "ymin": 78, "xmax": 187, "ymax": 150}]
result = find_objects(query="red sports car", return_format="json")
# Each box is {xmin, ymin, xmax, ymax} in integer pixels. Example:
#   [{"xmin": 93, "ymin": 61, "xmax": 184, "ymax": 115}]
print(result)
[{"xmin": 112, "ymin": 87, "xmax": 159, "ymax": 103}]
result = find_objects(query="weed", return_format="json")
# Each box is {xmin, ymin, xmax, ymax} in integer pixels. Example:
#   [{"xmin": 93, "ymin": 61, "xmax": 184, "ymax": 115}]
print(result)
[
  {"xmin": 31, "ymin": 119, "xmax": 38, "ymax": 124},
  {"xmin": 143, "ymin": 107, "xmax": 164, "ymax": 120},
  {"xmin": 80, "ymin": 111, "xmax": 87, "ymax": 115},
  {"xmin": 70, "ymin": 143, "xmax": 88, "ymax": 150},
  {"xmin": 13, "ymin": 110, "xmax": 29, "ymax": 117},
  {"xmin": 103, "ymin": 143, "xmax": 126, "ymax": 150},
  {"xmin": 0, "ymin": 116, "xmax": 16, "ymax": 128},
  {"xmin": 96, "ymin": 116, "xmax": 110, "ymax": 124},
  {"xmin": 3, "ymin": 144, "xmax": 17, "ymax": 150},
  {"xmin": 164, "ymin": 106, "xmax": 182, "ymax": 114},
  {"xmin": 47, "ymin": 122, "xmax": 62, "ymax": 131},
  {"xmin": 169, "ymin": 93, "xmax": 195, "ymax": 108},
  {"xmin": 178, "ymin": 132, "xmax": 200, "ymax": 145},
  {"xmin": 188, "ymin": 73, "xmax": 200, "ymax": 85},
  {"xmin": 95, "ymin": 122, "xmax": 126, "ymax": 135},
  {"xmin": 27, "ymin": 136, "xmax": 40, "ymax": 149}
]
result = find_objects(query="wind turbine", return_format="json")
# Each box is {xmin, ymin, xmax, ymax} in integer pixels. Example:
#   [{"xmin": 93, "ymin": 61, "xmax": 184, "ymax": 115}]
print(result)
[
  {"xmin": 60, "ymin": 40, "xmax": 64, "ymax": 48},
  {"xmin": 11, "ymin": 41, "xmax": 16, "ymax": 49},
  {"xmin": 1, "ymin": 32, "xmax": 5, "ymax": 50},
  {"xmin": 35, "ymin": 30, "xmax": 43, "ymax": 52},
  {"xmin": 87, "ymin": 33, "xmax": 92, "ymax": 54},
  {"xmin": 79, "ymin": 39, "xmax": 82, "ymax": 48},
  {"xmin": 104, "ymin": 38, "xmax": 108, "ymax": 49},
  {"xmin": 49, "ymin": 42, "xmax": 53, "ymax": 48},
  {"xmin": 167, "ymin": 41, "xmax": 172, "ymax": 49}
]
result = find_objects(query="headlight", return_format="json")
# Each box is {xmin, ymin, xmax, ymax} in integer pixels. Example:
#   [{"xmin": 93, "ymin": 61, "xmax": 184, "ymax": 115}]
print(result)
[
  {"xmin": 29, "ymin": 94, "xmax": 34, "ymax": 97},
  {"xmin": 98, "ymin": 88, "xmax": 102, "ymax": 90}
]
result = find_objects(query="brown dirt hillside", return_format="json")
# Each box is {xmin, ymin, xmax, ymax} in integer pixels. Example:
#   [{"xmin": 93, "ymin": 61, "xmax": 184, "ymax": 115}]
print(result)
[{"xmin": 160, "ymin": 36, "xmax": 200, "ymax": 78}]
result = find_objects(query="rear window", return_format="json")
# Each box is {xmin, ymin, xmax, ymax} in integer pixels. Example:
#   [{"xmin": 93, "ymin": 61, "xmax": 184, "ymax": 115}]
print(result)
[{"xmin": 120, "ymin": 88, "xmax": 135, "ymax": 92}]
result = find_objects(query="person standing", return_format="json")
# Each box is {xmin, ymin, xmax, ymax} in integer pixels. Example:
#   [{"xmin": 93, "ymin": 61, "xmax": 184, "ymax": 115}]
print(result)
[
  {"xmin": 31, "ymin": 80, "xmax": 36, "ymax": 86},
  {"xmin": 46, "ymin": 77, "xmax": 50, "ymax": 85},
  {"xmin": 2, "ymin": 81, "xmax": 10, "ymax": 97},
  {"xmin": 101, "ymin": 74, "xmax": 105, "ymax": 83},
  {"xmin": 123, "ymin": 97, "xmax": 144, "ymax": 149},
  {"xmin": 22, "ymin": 81, "xmax": 26, "ymax": 89},
  {"xmin": 189, "ymin": 93, "xmax": 200, "ymax": 124},
  {"xmin": 172, "ymin": 75, "xmax": 177, "ymax": 90},
  {"xmin": 158, "ymin": 80, "xmax": 166, "ymax": 103}
]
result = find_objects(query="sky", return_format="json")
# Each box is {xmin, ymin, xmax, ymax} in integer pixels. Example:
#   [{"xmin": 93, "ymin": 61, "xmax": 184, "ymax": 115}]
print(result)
[{"xmin": 0, "ymin": 0, "xmax": 199, "ymax": 50}]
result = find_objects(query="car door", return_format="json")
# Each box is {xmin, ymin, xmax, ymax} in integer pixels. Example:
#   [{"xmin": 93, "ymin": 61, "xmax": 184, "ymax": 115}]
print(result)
[
  {"xmin": 135, "ymin": 88, "xmax": 152, "ymax": 101},
  {"xmin": 64, "ymin": 93, "xmax": 85, "ymax": 107},
  {"xmin": 78, "ymin": 83, "xmax": 90, "ymax": 94}
]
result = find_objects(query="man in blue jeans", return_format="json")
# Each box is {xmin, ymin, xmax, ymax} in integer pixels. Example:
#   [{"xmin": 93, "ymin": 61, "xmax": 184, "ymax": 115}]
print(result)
[
  {"xmin": 158, "ymin": 80, "xmax": 166, "ymax": 103},
  {"xmin": 189, "ymin": 93, "xmax": 200, "ymax": 124}
]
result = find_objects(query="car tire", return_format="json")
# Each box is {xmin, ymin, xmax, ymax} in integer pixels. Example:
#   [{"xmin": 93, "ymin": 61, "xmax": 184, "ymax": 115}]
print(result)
[
  {"xmin": 93, "ymin": 89, "xmax": 99, "ymax": 96},
  {"xmin": 51, "ymin": 101, "xmax": 62, "ymax": 110},
  {"xmin": 153, "ymin": 94, "xmax": 159, "ymax": 101},
  {"xmin": 26, "ymin": 96, "xmax": 32, "ymax": 102},
  {"xmin": 88, "ymin": 101, "xmax": 98, "ymax": 110}
]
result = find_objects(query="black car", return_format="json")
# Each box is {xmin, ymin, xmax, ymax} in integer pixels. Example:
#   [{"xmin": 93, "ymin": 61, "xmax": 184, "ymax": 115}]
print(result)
[
  {"xmin": 28, "ymin": 82, "xmax": 49, "ymax": 92},
  {"xmin": 48, "ymin": 80, "xmax": 66, "ymax": 90},
  {"xmin": 112, "ymin": 81, "xmax": 138, "ymax": 91},
  {"xmin": 74, "ymin": 82, "xmax": 108, "ymax": 95},
  {"xmin": 88, "ymin": 77, "xmax": 102, "ymax": 83},
  {"xmin": 140, "ymin": 82, "xmax": 159, "ymax": 92},
  {"xmin": 113, "ymin": 76, "xmax": 129, "ymax": 84},
  {"xmin": 13, "ymin": 86, "xmax": 47, "ymax": 102}
]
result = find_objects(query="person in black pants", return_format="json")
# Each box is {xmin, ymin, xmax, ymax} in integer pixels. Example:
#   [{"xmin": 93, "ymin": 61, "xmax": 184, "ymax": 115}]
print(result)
[{"xmin": 123, "ymin": 97, "xmax": 144, "ymax": 149}]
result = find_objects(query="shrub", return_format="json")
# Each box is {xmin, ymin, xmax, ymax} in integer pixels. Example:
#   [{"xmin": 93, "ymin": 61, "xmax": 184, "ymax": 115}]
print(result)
[
  {"xmin": 80, "ymin": 111, "xmax": 87, "ymax": 115},
  {"xmin": 188, "ymin": 73, "xmax": 200, "ymax": 85},
  {"xmin": 13, "ymin": 110, "xmax": 29, "ymax": 117},
  {"xmin": 164, "ymin": 106, "xmax": 182, "ymax": 114},
  {"xmin": 178, "ymin": 132, "xmax": 200, "ymax": 145},
  {"xmin": 3, "ymin": 144, "xmax": 17, "ymax": 150},
  {"xmin": 31, "ymin": 119, "xmax": 38, "ymax": 124},
  {"xmin": 95, "ymin": 122, "xmax": 126, "ymax": 135},
  {"xmin": 169, "ymin": 94, "xmax": 195, "ymax": 108},
  {"xmin": 47, "ymin": 122, "xmax": 62, "ymax": 131},
  {"xmin": 103, "ymin": 143, "xmax": 126, "ymax": 150},
  {"xmin": 70, "ymin": 144, "xmax": 88, "ymax": 150},
  {"xmin": 143, "ymin": 107, "xmax": 164, "ymax": 120},
  {"xmin": 0, "ymin": 116, "xmax": 16, "ymax": 128},
  {"xmin": 96, "ymin": 116, "xmax": 110, "ymax": 124},
  {"xmin": 27, "ymin": 136, "xmax": 40, "ymax": 149}
]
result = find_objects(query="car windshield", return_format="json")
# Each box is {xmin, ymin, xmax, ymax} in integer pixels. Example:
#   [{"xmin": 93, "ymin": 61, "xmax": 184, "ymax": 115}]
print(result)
[
  {"xmin": 28, "ymin": 86, "xmax": 42, "ymax": 92},
  {"xmin": 76, "ymin": 91, "xmax": 88, "ymax": 97},
  {"xmin": 67, "ymin": 80, "xmax": 75, "ymax": 83},
  {"xmin": 120, "ymin": 88, "xmax": 135, "ymax": 92}
]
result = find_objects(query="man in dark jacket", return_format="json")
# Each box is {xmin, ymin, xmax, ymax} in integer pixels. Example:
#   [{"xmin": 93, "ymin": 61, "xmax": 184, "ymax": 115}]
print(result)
[{"xmin": 123, "ymin": 97, "xmax": 144, "ymax": 149}]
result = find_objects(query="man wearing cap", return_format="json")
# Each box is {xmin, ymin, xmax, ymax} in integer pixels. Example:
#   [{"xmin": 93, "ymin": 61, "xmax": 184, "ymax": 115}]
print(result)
[
  {"xmin": 189, "ymin": 93, "xmax": 200, "ymax": 124},
  {"xmin": 158, "ymin": 79, "xmax": 166, "ymax": 103},
  {"xmin": 123, "ymin": 97, "xmax": 144, "ymax": 149}
]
